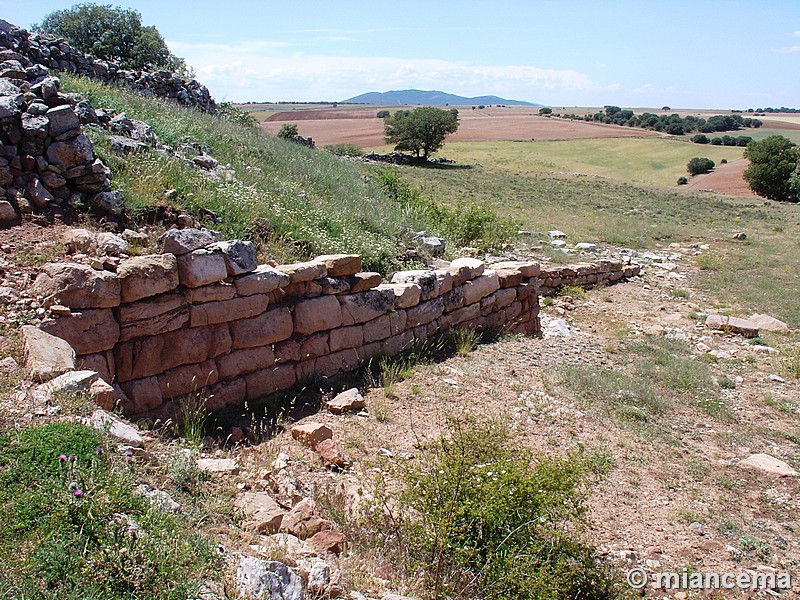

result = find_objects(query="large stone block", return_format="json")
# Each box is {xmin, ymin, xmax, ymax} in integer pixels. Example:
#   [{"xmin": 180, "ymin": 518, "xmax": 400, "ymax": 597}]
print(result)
[
  {"xmin": 462, "ymin": 272, "xmax": 500, "ymax": 305},
  {"xmin": 275, "ymin": 333, "xmax": 329, "ymax": 363},
  {"xmin": 117, "ymin": 293, "xmax": 189, "ymax": 341},
  {"xmin": 177, "ymin": 249, "xmax": 228, "ymax": 288},
  {"xmin": 157, "ymin": 228, "xmax": 220, "ymax": 255},
  {"xmin": 204, "ymin": 377, "xmax": 247, "ymax": 411},
  {"xmin": 314, "ymin": 348, "xmax": 359, "ymax": 378},
  {"xmin": 315, "ymin": 254, "xmax": 362, "ymax": 277},
  {"xmin": 183, "ymin": 282, "xmax": 236, "ymax": 304},
  {"xmin": 406, "ymin": 297, "xmax": 445, "ymax": 327},
  {"xmin": 22, "ymin": 325, "xmax": 75, "ymax": 382},
  {"xmin": 338, "ymin": 289, "xmax": 395, "ymax": 326},
  {"xmin": 216, "ymin": 346, "xmax": 276, "ymax": 380},
  {"xmin": 377, "ymin": 283, "xmax": 421, "ymax": 309},
  {"xmin": 294, "ymin": 295, "xmax": 342, "ymax": 335},
  {"xmin": 447, "ymin": 257, "xmax": 485, "ymax": 285},
  {"xmin": 234, "ymin": 265, "xmax": 290, "ymax": 296},
  {"xmin": 40, "ymin": 308, "xmax": 119, "ymax": 354},
  {"xmin": 347, "ymin": 272, "xmax": 382, "ymax": 293},
  {"xmin": 316, "ymin": 277, "xmax": 350, "ymax": 295},
  {"xmin": 76, "ymin": 351, "xmax": 115, "ymax": 383},
  {"xmin": 114, "ymin": 323, "xmax": 232, "ymax": 382},
  {"xmin": 329, "ymin": 325, "xmax": 364, "ymax": 352},
  {"xmin": 158, "ymin": 360, "xmax": 219, "ymax": 400},
  {"xmin": 46, "ymin": 133, "xmax": 93, "ymax": 170},
  {"xmin": 244, "ymin": 365, "xmax": 297, "ymax": 400},
  {"xmin": 363, "ymin": 314, "xmax": 392, "ymax": 343},
  {"xmin": 382, "ymin": 331, "xmax": 415, "ymax": 356},
  {"xmin": 189, "ymin": 294, "xmax": 268, "ymax": 327},
  {"xmin": 208, "ymin": 240, "xmax": 258, "ymax": 275},
  {"xmin": 119, "ymin": 376, "xmax": 163, "ymax": 415},
  {"xmin": 276, "ymin": 260, "xmax": 326, "ymax": 284},
  {"xmin": 230, "ymin": 307, "xmax": 293, "ymax": 349},
  {"xmin": 116, "ymin": 254, "xmax": 179, "ymax": 303},
  {"xmin": 489, "ymin": 261, "xmax": 540, "ymax": 278},
  {"xmin": 32, "ymin": 262, "xmax": 120, "ymax": 309},
  {"xmin": 391, "ymin": 270, "xmax": 438, "ymax": 300}
]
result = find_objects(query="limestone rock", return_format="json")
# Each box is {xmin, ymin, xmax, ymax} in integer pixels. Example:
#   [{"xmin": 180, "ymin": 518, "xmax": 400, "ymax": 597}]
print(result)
[
  {"xmin": 315, "ymin": 254, "xmax": 362, "ymax": 277},
  {"xmin": 327, "ymin": 388, "xmax": 365, "ymax": 414},
  {"xmin": 89, "ymin": 408, "xmax": 143, "ymax": 447},
  {"xmin": 291, "ymin": 422, "xmax": 333, "ymax": 449},
  {"xmin": 294, "ymin": 295, "xmax": 342, "ymax": 335},
  {"xmin": 238, "ymin": 491, "xmax": 287, "ymax": 534},
  {"xmin": 157, "ymin": 228, "xmax": 219, "ymax": 256},
  {"xmin": 38, "ymin": 370, "xmax": 99, "ymax": 396},
  {"xmin": 40, "ymin": 308, "xmax": 120, "ymax": 354},
  {"xmin": 308, "ymin": 529, "xmax": 347, "ymax": 555},
  {"xmin": 117, "ymin": 254, "xmax": 179, "ymax": 303},
  {"xmin": 32, "ymin": 262, "xmax": 120, "ymax": 309},
  {"xmin": 197, "ymin": 458, "xmax": 239, "ymax": 473},
  {"xmin": 281, "ymin": 498, "xmax": 332, "ymax": 539},
  {"xmin": 63, "ymin": 228, "xmax": 98, "ymax": 254},
  {"xmin": 378, "ymin": 283, "xmax": 422, "ymax": 309},
  {"xmin": 748, "ymin": 313, "xmax": 790, "ymax": 333},
  {"xmin": 235, "ymin": 264, "xmax": 290, "ymax": 296},
  {"xmin": 22, "ymin": 325, "xmax": 75, "ymax": 382},
  {"xmin": 489, "ymin": 260, "xmax": 540, "ymax": 278},
  {"xmin": 236, "ymin": 557, "xmax": 302, "ymax": 600},
  {"xmin": 276, "ymin": 260, "xmax": 327, "ymax": 284},
  {"xmin": 96, "ymin": 232, "xmax": 129, "ymax": 256},
  {"xmin": 177, "ymin": 249, "xmax": 228, "ymax": 288},
  {"xmin": 208, "ymin": 239, "xmax": 258, "ymax": 276},
  {"xmin": 739, "ymin": 454, "xmax": 797, "ymax": 477},
  {"xmin": 447, "ymin": 257, "xmax": 484, "ymax": 285},
  {"xmin": 316, "ymin": 438, "xmax": 350, "ymax": 469},
  {"xmin": 88, "ymin": 378, "xmax": 119, "ymax": 411},
  {"xmin": 348, "ymin": 272, "xmax": 382, "ymax": 293},
  {"xmin": 705, "ymin": 314, "xmax": 759, "ymax": 338}
]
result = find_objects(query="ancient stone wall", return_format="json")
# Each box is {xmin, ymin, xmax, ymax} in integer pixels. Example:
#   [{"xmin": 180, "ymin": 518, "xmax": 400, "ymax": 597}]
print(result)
[
  {"xmin": 537, "ymin": 261, "xmax": 640, "ymax": 296},
  {"xmin": 0, "ymin": 19, "xmax": 215, "ymax": 113},
  {"xmin": 31, "ymin": 229, "xmax": 639, "ymax": 421}
]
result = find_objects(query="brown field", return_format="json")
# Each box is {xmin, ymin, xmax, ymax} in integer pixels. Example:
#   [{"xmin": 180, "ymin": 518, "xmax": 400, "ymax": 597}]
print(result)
[
  {"xmin": 258, "ymin": 106, "xmax": 658, "ymax": 148},
  {"xmin": 684, "ymin": 157, "xmax": 756, "ymax": 197}
]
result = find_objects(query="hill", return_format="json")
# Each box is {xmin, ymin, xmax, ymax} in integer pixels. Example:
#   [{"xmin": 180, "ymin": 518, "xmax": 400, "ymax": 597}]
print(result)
[{"xmin": 343, "ymin": 89, "xmax": 537, "ymax": 106}]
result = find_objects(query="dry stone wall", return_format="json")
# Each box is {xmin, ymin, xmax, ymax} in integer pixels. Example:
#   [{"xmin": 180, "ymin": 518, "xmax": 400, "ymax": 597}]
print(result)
[
  {"xmin": 32, "ymin": 229, "xmax": 639, "ymax": 420},
  {"xmin": 537, "ymin": 261, "xmax": 640, "ymax": 296}
]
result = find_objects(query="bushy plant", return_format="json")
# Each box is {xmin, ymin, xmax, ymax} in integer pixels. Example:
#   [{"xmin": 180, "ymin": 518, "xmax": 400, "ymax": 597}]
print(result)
[
  {"xmin": 677, "ymin": 176, "xmax": 688, "ymax": 185},
  {"xmin": 216, "ymin": 102, "xmax": 257, "ymax": 128},
  {"xmin": 277, "ymin": 123, "xmax": 299, "ymax": 139},
  {"xmin": 687, "ymin": 157, "xmax": 715, "ymax": 175},
  {"xmin": 398, "ymin": 417, "xmax": 623, "ymax": 599},
  {"xmin": 324, "ymin": 143, "xmax": 365, "ymax": 157}
]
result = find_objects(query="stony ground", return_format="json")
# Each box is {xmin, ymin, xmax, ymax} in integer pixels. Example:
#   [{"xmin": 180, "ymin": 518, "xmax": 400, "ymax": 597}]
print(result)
[{"xmin": 1, "ymin": 218, "xmax": 798, "ymax": 598}]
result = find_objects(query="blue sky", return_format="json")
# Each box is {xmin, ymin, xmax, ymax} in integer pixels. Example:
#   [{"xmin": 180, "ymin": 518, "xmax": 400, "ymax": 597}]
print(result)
[{"xmin": 3, "ymin": 0, "xmax": 800, "ymax": 108}]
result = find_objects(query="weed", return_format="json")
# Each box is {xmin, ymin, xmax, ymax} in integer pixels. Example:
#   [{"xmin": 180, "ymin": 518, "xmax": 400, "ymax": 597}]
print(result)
[
  {"xmin": 443, "ymin": 327, "xmax": 480, "ymax": 357},
  {"xmin": 695, "ymin": 254, "xmax": 723, "ymax": 271},
  {"xmin": 179, "ymin": 392, "xmax": 208, "ymax": 447},
  {"xmin": 718, "ymin": 376, "xmax": 737, "ymax": 390},
  {"xmin": 669, "ymin": 288, "xmax": 690, "ymax": 299},
  {"xmin": 738, "ymin": 535, "xmax": 771, "ymax": 562},
  {"xmin": 685, "ymin": 458, "xmax": 709, "ymax": 480},
  {"xmin": 370, "ymin": 401, "xmax": 391, "ymax": 423},
  {"xmin": 325, "ymin": 143, "xmax": 365, "ymax": 157},
  {"xmin": 677, "ymin": 511, "xmax": 704, "ymax": 524},
  {"xmin": 542, "ymin": 296, "xmax": 555, "ymax": 307},
  {"xmin": 558, "ymin": 284, "xmax": 587, "ymax": 299},
  {"xmin": 783, "ymin": 350, "xmax": 800, "ymax": 378}
]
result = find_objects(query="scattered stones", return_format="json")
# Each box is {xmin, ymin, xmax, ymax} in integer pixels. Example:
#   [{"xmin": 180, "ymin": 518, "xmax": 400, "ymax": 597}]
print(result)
[
  {"xmin": 22, "ymin": 325, "xmax": 76, "ymax": 382},
  {"xmin": 327, "ymin": 388, "xmax": 365, "ymax": 414},
  {"xmin": 89, "ymin": 408, "xmax": 143, "ymax": 447},
  {"xmin": 236, "ymin": 557, "xmax": 303, "ymax": 600},
  {"xmin": 739, "ymin": 454, "xmax": 798, "ymax": 477},
  {"xmin": 291, "ymin": 422, "xmax": 333, "ymax": 449},
  {"xmin": 549, "ymin": 230, "xmax": 566, "ymax": 238},
  {"xmin": 705, "ymin": 314, "xmax": 759, "ymax": 338}
]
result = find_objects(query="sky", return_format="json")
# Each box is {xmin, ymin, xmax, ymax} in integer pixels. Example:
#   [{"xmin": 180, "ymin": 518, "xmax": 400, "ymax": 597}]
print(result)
[{"xmin": 3, "ymin": 0, "xmax": 800, "ymax": 108}]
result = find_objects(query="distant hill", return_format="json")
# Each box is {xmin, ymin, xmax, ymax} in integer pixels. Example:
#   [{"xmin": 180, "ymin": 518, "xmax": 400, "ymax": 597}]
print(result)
[{"xmin": 343, "ymin": 89, "xmax": 538, "ymax": 107}]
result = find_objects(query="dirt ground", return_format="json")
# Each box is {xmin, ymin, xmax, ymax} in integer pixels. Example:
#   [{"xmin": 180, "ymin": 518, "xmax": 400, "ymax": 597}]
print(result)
[
  {"xmin": 685, "ymin": 158, "xmax": 758, "ymax": 198},
  {"xmin": 259, "ymin": 107, "xmax": 658, "ymax": 148}
]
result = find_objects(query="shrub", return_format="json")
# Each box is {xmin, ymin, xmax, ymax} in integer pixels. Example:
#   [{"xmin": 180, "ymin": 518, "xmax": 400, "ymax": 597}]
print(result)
[
  {"xmin": 324, "ymin": 143, "xmax": 365, "ymax": 157},
  {"xmin": 687, "ymin": 157, "xmax": 715, "ymax": 175},
  {"xmin": 216, "ymin": 102, "xmax": 257, "ymax": 128},
  {"xmin": 277, "ymin": 123, "xmax": 299, "ymax": 139},
  {"xmin": 720, "ymin": 158, "xmax": 728, "ymax": 164},
  {"xmin": 691, "ymin": 134, "xmax": 710, "ymax": 144},
  {"xmin": 377, "ymin": 110, "xmax": 390, "ymax": 119},
  {"xmin": 743, "ymin": 135, "xmax": 800, "ymax": 202},
  {"xmin": 677, "ymin": 176, "xmax": 688, "ymax": 185},
  {"xmin": 710, "ymin": 137, "xmax": 722, "ymax": 145},
  {"xmin": 398, "ymin": 417, "xmax": 622, "ymax": 599}
]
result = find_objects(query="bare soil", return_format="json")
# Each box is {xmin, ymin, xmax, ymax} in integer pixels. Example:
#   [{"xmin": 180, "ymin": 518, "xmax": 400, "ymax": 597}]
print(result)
[{"xmin": 685, "ymin": 158, "xmax": 758, "ymax": 198}]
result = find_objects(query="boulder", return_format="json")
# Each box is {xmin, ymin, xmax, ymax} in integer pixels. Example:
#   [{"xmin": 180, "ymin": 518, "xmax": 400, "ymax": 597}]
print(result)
[
  {"xmin": 32, "ymin": 262, "xmax": 121, "ymax": 308},
  {"xmin": 238, "ymin": 491, "xmax": 287, "ymax": 534},
  {"xmin": 90, "ymin": 191, "xmax": 123, "ymax": 216},
  {"xmin": 22, "ymin": 325, "xmax": 75, "ymax": 382},
  {"xmin": 315, "ymin": 254, "xmax": 362, "ymax": 277},
  {"xmin": 705, "ymin": 314, "xmax": 759, "ymax": 338},
  {"xmin": 315, "ymin": 438, "xmax": 350, "ymax": 469},
  {"xmin": 291, "ymin": 422, "xmax": 333, "ymax": 449},
  {"xmin": 89, "ymin": 408, "xmax": 143, "ymax": 447},
  {"xmin": 117, "ymin": 254, "xmax": 179, "ymax": 303},
  {"xmin": 236, "ymin": 557, "xmax": 302, "ymax": 600},
  {"xmin": 157, "ymin": 227, "xmax": 219, "ymax": 255},
  {"xmin": 63, "ymin": 228, "xmax": 98, "ymax": 254},
  {"xmin": 739, "ymin": 454, "xmax": 797, "ymax": 477},
  {"xmin": 748, "ymin": 313, "xmax": 790, "ymax": 333},
  {"xmin": 0, "ymin": 200, "xmax": 17, "ymax": 222},
  {"xmin": 326, "ymin": 388, "xmax": 365, "ymax": 414},
  {"xmin": 207, "ymin": 239, "xmax": 258, "ymax": 275},
  {"xmin": 46, "ymin": 105, "xmax": 80, "ymax": 138},
  {"xmin": 40, "ymin": 308, "xmax": 120, "ymax": 354},
  {"xmin": 96, "ymin": 232, "xmax": 128, "ymax": 256},
  {"xmin": 46, "ymin": 133, "xmax": 94, "ymax": 170}
]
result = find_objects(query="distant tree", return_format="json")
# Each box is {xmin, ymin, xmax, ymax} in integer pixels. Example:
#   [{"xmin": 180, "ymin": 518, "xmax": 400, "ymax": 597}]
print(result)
[
  {"xmin": 687, "ymin": 157, "xmax": 715, "ymax": 175},
  {"xmin": 691, "ymin": 134, "xmax": 710, "ymax": 144},
  {"xmin": 478, "ymin": 105, "xmax": 485, "ymax": 110},
  {"xmin": 710, "ymin": 137, "xmax": 722, "ymax": 145},
  {"xmin": 743, "ymin": 135, "xmax": 800, "ymax": 202},
  {"xmin": 735, "ymin": 136, "xmax": 752, "ymax": 147},
  {"xmin": 539, "ymin": 107, "xmax": 553, "ymax": 116},
  {"xmin": 384, "ymin": 106, "xmax": 459, "ymax": 160},
  {"xmin": 377, "ymin": 110, "xmax": 390, "ymax": 119},
  {"xmin": 677, "ymin": 176, "xmax": 688, "ymax": 185},
  {"xmin": 34, "ymin": 3, "xmax": 183, "ymax": 71},
  {"xmin": 666, "ymin": 123, "xmax": 685, "ymax": 135},
  {"xmin": 277, "ymin": 123, "xmax": 299, "ymax": 140},
  {"xmin": 662, "ymin": 106, "xmax": 671, "ymax": 111}
]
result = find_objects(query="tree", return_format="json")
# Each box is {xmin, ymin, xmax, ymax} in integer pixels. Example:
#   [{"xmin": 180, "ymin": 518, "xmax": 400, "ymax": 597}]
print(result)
[
  {"xmin": 384, "ymin": 106, "xmax": 459, "ymax": 160},
  {"xmin": 691, "ymin": 134, "xmax": 710, "ymax": 144},
  {"xmin": 376, "ymin": 110, "xmax": 390, "ymax": 119},
  {"xmin": 34, "ymin": 3, "xmax": 182, "ymax": 71},
  {"xmin": 538, "ymin": 107, "xmax": 553, "ymax": 116},
  {"xmin": 277, "ymin": 123, "xmax": 299, "ymax": 140},
  {"xmin": 687, "ymin": 157, "xmax": 715, "ymax": 175},
  {"xmin": 743, "ymin": 135, "xmax": 800, "ymax": 202}
]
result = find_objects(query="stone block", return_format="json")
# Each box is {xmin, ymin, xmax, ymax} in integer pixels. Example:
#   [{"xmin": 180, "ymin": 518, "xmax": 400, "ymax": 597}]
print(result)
[
  {"xmin": 434, "ymin": 269, "xmax": 454, "ymax": 295},
  {"xmin": 244, "ymin": 365, "xmax": 297, "ymax": 400},
  {"xmin": 315, "ymin": 254, "xmax": 362, "ymax": 277},
  {"xmin": 391, "ymin": 270, "xmax": 438, "ymax": 300},
  {"xmin": 291, "ymin": 422, "xmax": 332, "ymax": 449},
  {"xmin": 205, "ymin": 378, "xmax": 247, "ymax": 411},
  {"xmin": 406, "ymin": 297, "xmax": 445, "ymax": 327},
  {"xmin": 489, "ymin": 261, "xmax": 540, "ymax": 278},
  {"xmin": 462, "ymin": 272, "xmax": 500, "ymax": 305},
  {"xmin": 327, "ymin": 388, "xmax": 365, "ymax": 414},
  {"xmin": 329, "ymin": 325, "xmax": 364, "ymax": 352},
  {"xmin": 230, "ymin": 307, "xmax": 293, "ymax": 349},
  {"xmin": 117, "ymin": 293, "xmax": 188, "ymax": 341},
  {"xmin": 363, "ymin": 314, "xmax": 392, "ymax": 343},
  {"xmin": 314, "ymin": 349, "xmax": 360, "ymax": 378},
  {"xmin": 316, "ymin": 277, "xmax": 350, "ymax": 295},
  {"xmin": 339, "ymin": 289, "xmax": 395, "ymax": 326},
  {"xmin": 116, "ymin": 254, "xmax": 178, "ymax": 303},
  {"xmin": 77, "ymin": 351, "xmax": 115, "ymax": 383},
  {"xmin": 158, "ymin": 360, "xmax": 219, "ymax": 399},
  {"xmin": 119, "ymin": 376, "xmax": 163, "ymax": 414},
  {"xmin": 189, "ymin": 294, "xmax": 268, "ymax": 327},
  {"xmin": 40, "ymin": 308, "xmax": 119, "ymax": 354},
  {"xmin": 447, "ymin": 257, "xmax": 484, "ymax": 285},
  {"xmin": 442, "ymin": 286, "xmax": 465, "ymax": 312},
  {"xmin": 22, "ymin": 325, "xmax": 75, "ymax": 382},
  {"xmin": 208, "ymin": 239, "xmax": 258, "ymax": 275},
  {"xmin": 348, "ymin": 272, "xmax": 382, "ymax": 292},
  {"xmin": 377, "ymin": 283, "xmax": 421, "ymax": 309},
  {"xmin": 216, "ymin": 346, "xmax": 276, "ymax": 380},
  {"xmin": 234, "ymin": 265, "xmax": 290, "ymax": 296},
  {"xmin": 496, "ymin": 269, "xmax": 523, "ymax": 288},
  {"xmin": 183, "ymin": 282, "xmax": 236, "ymax": 304},
  {"xmin": 177, "ymin": 249, "xmax": 228, "ymax": 288},
  {"xmin": 294, "ymin": 295, "xmax": 342, "ymax": 335},
  {"xmin": 276, "ymin": 260, "xmax": 327, "ymax": 284},
  {"xmin": 382, "ymin": 331, "xmax": 415, "ymax": 356},
  {"xmin": 705, "ymin": 314, "xmax": 759, "ymax": 338},
  {"xmin": 32, "ymin": 262, "xmax": 120, "ymax": 309},
  {"xmin": 157, "ymin": 228, "xmax": 219, "ymax": 255}
]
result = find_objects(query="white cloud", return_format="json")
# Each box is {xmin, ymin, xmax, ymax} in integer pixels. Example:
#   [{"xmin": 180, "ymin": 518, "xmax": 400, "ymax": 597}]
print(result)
[
  {"xmin": 794, "ymin": 30, "xmax": 800, "ymax": 37},
  {"xmin": 775, "ymin": 45, "xmax": 800, "ymax": 53},
  {"xmin": 170, "ymin": 40, "xmax": 604, "ymax": 102}
]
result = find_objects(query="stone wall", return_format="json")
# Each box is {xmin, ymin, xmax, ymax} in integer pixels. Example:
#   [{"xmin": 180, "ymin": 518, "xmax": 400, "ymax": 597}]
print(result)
[
  {"xmin": 0, "ymin": 19, "xmax": 215, "ymax": 113},
  {"xmin": 537, "ymin": 261, "xmax": 640, "ymax": 296},
  {"xmin": 31, "ymin": 228, "xmax": 639, "ymax": 421}
]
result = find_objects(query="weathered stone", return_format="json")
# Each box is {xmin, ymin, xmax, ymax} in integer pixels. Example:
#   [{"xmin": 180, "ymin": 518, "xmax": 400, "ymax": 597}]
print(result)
[
  {"xmin": 739, "ymin": 454, "xmax": 798, "ymax": 477},
  {"xmin": 158, "ymin": 361, "xmax": 219, "ymax": 399},
  {"xmin": 157, "ymin": 228, "xmax": 220, "ymax": 255},
  {"xmin": 76, "ymin": 352, "xmax": 115, "ymax": 383},
  {"xmin": 378, "ymin": 282, "xmax": 422, "ymax": 309},
  {"xmin": 314, "ymin": 348, "xmax": 360, "ymax": 378},
  {"xmin": 197, "ymin": 458, "xmax": 239, "ymax": 473},
  {"xmin": 462, "ymin": 271, "xmax": 500, "ymax": 305},
  {"xmin": 406, "ymin": 298, "xmax": 445, "ymax": 327},
  {"xmin": 291, "ymin": 422, "xmax": 333, "ymax": 449},
  {"xmin": 177, "ymin": 249, "xmax": 228, "ymax": 288},
  {"xmin": 363, "ymin": 314, "xmax": 392, "ymax": 342},
  {"xmin": 230, "ymin": 307, "xmax": 293, "ymax": 349},
  {"xmin": 117, "ymin": 254, "xmax": 179, "ymax": 303},
  {"xmin": 244, "ymin": 365, "xmax": 297, "ymax": 399},
  {"xmin": 87, "ymin": 378, "xmax": 119, "ymax": 411},
  {"xmin": 46, "ymin": 133, "xmax": 93, "ymax": 170},
  {"xmin": 339, "ymin": 289, "xmax": 395, "ymax": 326},
  {"xmin": 281, "ymin": 498, "xmax": 332, "ymax": 539},
  {"xmin": 316, "ymin": 439, "xmax": 350, "ymax": 468},
  {"xmin": 26, "ymin": 178, "xmax": 55, "ymax": 208},
  {"xmin": 0, "ymin": 200, "xmax": 17, "ymax": 222},
  {"xmin": 217, "ymin": 346, "xmax": 276, "ymax": 380},
  {"xmin": 308, "ymin": 529, "xmax": 347, "ymax": 555},
  {"xmin": 315, "ymin": 254, "xmax": 362, "ymax": 277},
  {"xmin": 204, "ymin": 377, "xmax": 247, "ymax": 411},
  {"xmin": 183, "ymin": 282, "xmax": 236, "ymax": 304},
  {"xmin": 495, "ymin": 269, "xmax": 523, "ymax": 288},
  {"xmin": 22, "ymin": 325, "xmax": 75, "ymax": 382},
  {"xmin": 63, "ymin": 228, "xmax": 98, "ymax": 254},
  {"xmin": 0, "ymin": 286, "xmax": 19, "ymax": 305},
  {"xmin": 38, "ymin": 370, "xmax": 99, "ymax": 398},
  {"xmin": 420, "ymin": 236, "xmax": 445, "ymax": 257},
  {"xmin": 489, "ymin": 260, "xmax": 540, "ymax": 278},
  {"xmin": 117, "ymin": 293, "xmax": 188, "ymax": 341},
  {"xmin": 276, "ymin": 260, "xmax": 327, "ymax": 284},
  {"xmin": 348, "ymin": 272, "xmax": 382, "ymax": 292},
  {"xmin": 234, "ymin": 264, "xmax": 290, "ymax": 296},
  {"xmin": 447, "ymin": 257, "xmax": 485, "ymax": 285},
  {"xmin": 294, "ymin": 295, "xmax": 342, "ymax": 335},
  {"xmin": 238, "ymin": 492, "xmax": 287, "ymax": 534},
  {"xmin": 33, "ymin": 262, "xmax": 120, "ymax": 309},
  {"xmin": 46, "ymin": 105, "xmax": 80, "ymax": 137},
  {"xmin": 316, "ymin": 276, "xmax": 350, "ymax": 295},
  {"xmin": 748, "ymin": 313, "xmax": 790, "ymax": 333},
  {"xmin": 236, "ymin": 557, "xmax": 302, "ymax": 600},
  {"xmin": 329, "ymin": 325, "xmax": 364, "ymax": 352},
  {"xmin": 190, "ymin": 294, "xmax": 268, "ymax": 327},
  {"xmin": 208, "ymin": 239, "xmax": 257, "ymax": 275},
  {"xmin": 327, "ymin": 388, "xmax": 365, "ymax": 414},
  {"xmin": 115, "ymin": 324, "xmax": 232, "ymax": 382},
  {"xmin": 705, "ymin": 314, "xmax": 759, "ymax": 338},
  {"xmin": 40, "ymin": 308, "xmax": 119, "ymax": 354},
  {"xmin": 89, "ymin": 408, "xmax": 143, "ymax": 447},
  {"xmin": 119, "ymin": 376, "xmax": 163, "ymax": 414}
]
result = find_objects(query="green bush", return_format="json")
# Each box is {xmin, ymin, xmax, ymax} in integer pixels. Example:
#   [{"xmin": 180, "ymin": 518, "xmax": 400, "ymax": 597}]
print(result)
[
  {"xmin": 324, "ymin": 143, "xmax": 365, "ymax": 157},
  {"xmin": 398, "ymin": 418, "xmax": 623, "ymax": 599},
  {"xmin": 216, "ymin": 102, "xmax": 257, "ymax": 128},
  {"xmin": 0, "ymin": 422, "xmax": 214, "ymax": 598},
  {"xmin": 687, "ymin": 157, "xmax": 715, "ymax": 175},
  {"xmin": 277, "ymin": 123, "xmax": 299, "ymax": 139},
  {"xmin": 677, "ymin": 176, "xmax": 688, "ymax": 185}
]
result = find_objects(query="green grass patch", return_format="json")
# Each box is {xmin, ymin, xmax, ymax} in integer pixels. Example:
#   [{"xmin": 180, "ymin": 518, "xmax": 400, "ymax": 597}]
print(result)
[{"xmin": 0, "ymin": 422, "xmax": 214, "ymax": 599}]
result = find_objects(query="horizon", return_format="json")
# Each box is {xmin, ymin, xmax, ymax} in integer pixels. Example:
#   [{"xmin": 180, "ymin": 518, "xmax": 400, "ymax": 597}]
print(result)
[{"xmin": 3, "ymin": 0, "xmax": 800, "ymax": 108}]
